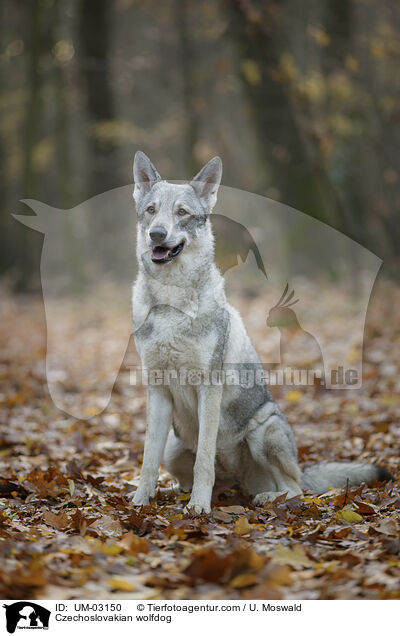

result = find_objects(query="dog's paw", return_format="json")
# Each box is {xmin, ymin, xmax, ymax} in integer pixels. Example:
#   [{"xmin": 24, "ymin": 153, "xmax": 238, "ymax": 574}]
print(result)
[
  {"xmin": 132, "ymin": 495, "xmax": 151, "ymax": 506},
  {"xmin": 130, "ymin": 489, "xmax": 153, "ymax": 506},
  {"xmin": 185, "ymin": 499, "xmax": 211, "ymax": 515},
  {"xmin": 252, "ymin": 490, "xmax": 288, "ymax": 505}
]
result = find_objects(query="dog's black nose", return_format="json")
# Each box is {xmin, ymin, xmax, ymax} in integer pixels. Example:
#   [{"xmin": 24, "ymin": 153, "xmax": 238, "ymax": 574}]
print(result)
[{"xmin": 149, "ymin": 226, "xmax": 167, "ymax": 242}]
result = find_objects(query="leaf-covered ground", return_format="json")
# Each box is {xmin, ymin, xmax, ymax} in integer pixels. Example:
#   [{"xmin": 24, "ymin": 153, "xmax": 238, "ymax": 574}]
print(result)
[{"xmin": 0, "ymin": 282, "xmax": 399, "ymax": 600}]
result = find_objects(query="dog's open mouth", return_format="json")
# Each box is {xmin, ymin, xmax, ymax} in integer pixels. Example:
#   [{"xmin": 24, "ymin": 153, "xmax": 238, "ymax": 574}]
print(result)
[{"xmin": 151, "ymin": 241, "xmax": 185, "ymax": 264}]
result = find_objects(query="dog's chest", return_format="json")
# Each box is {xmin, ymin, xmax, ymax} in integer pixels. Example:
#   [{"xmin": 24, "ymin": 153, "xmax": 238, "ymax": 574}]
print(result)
[
  {"xmin": 136, "ymin": 308, "xmax": 208, "ymax": 370},
  {"xmin": 148, "ymin": 326, "xmax": 198, "ymax": 370}
]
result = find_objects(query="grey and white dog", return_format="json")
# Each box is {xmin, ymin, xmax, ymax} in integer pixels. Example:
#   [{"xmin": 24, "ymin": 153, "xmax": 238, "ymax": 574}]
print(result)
[{"xmin": 131, "ymin": 151, "xmax": 392, "ymax": 514}]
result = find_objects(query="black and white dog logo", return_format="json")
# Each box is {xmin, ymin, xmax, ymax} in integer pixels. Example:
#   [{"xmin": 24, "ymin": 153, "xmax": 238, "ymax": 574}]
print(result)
[{"xmin": 3, "ymin": 602, "xmax": 50, "ymax": 634}]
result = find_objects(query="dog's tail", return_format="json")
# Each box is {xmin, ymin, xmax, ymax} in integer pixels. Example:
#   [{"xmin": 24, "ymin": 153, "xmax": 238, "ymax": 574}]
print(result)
[{"xmin": 301, "ymin": 462, "xmax": 394, "ymax": 493}]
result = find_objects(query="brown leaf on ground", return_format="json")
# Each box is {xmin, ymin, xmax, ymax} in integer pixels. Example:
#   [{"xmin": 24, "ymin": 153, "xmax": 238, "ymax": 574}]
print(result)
[{"xmin": 43, "ymin": 510, "xmax": 70, "ymax": 530}]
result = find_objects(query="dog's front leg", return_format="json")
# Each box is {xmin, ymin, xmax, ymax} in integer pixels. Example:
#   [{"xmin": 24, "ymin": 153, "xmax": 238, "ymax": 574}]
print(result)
[
  {"xmin": 188, "ymin": 384, "xmax": 222, "ymax": 514},
  {"xmin": 132, "ymin": 385, "xmax": 172, "ymax": 506}
]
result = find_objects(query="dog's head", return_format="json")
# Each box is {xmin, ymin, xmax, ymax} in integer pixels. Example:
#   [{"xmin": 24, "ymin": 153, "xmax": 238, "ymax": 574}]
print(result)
[{"xmin": 133, "ymin": 151, "xmax": 222, "ymax": 266}]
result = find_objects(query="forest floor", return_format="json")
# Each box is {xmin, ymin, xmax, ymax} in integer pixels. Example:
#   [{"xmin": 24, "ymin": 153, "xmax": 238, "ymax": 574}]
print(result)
[{"xmin": 0, "ymin": 280, "xmax": 399, "ymax": 600}]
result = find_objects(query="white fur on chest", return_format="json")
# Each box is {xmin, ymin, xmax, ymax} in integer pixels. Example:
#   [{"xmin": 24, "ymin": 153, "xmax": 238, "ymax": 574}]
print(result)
[
  {"xmin": 133, "ymin": 274, "xmax": 221, "ymax": 372},
  {"xmin": 144, "ymin": 313, "xmax": 202, "ymax": 370}
]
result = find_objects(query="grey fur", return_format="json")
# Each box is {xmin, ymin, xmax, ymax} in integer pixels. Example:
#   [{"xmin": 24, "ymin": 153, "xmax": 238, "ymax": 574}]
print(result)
[
  {"xmin": 130, "ymin": 152, "xmax": 393, "ymax": 514},
  {"xmin": 302, "ymin": 462, "xmax": 394, "ymax": 492},
  {"xmin": 225, "ymin": 364, "xmax": 271, "ymax": 429}
]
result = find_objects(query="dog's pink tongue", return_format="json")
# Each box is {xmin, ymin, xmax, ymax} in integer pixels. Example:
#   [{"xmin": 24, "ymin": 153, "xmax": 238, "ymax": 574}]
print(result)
[{"xmin": 152, "ymin": 246, "xmax": 170, "ymax": 260}]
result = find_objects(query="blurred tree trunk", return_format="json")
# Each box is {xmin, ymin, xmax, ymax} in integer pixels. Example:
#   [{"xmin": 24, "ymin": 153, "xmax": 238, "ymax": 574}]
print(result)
[
  {"xmin": 318, "ymin": 0, "xmax": 363, "ymax": 281},
  {"xmin": 227, "ymin": 0, "xmax": 336, "ymax": 220},
  {"xmin": 54, "ymin": 4, "xmax": 72, "ymax": 208},
  {"xmin": 225, "ymin": 0, "xmax": 371, "ymax": 254},
  {"xmin": 176, "ymin": 0, "xmax": 201, "ymax": 177},
  {"xmin": 78, "ymin": 0, "xmax": 118, "ymax": 197},
  {"xmin": 0, "ymin": 2, "xmax": 7, "ymax": 276},
  {"xmin": 346, "ymin": 3, "xmax": 400, "ymax": 272},
  {"xmin": 15, "ymin": 0, "xmax": 48, "ymax": 291},
  {"xmin": 53, "ymin": 2, "xmax": 86, "ymax": 291},
  {"xmin": 323, "ymin": 0, "xmax": 399, "ymax": 272},
  {"xmin": 322, "ymin": 0, "xmax": 367, "ymax": 245},
  {"xmin": 228, "ymin": 0, "xmax": 398, "ymax": 272},
  {"xmin": 78, "ymin": 0, "xmax": 119, "ymax": 273}
]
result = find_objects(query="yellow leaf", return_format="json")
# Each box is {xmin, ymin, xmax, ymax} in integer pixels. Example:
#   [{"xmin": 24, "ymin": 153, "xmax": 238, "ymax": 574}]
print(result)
[
  {"xmin": 302, "ymin": 497, "xmax": 322, "ymax": 505},
  {"xmin": 379, "ymin": 395, "xmax": 398, "ymax": 407},
  {"xmin": 177, "ymin": 492, "xmax": 191, "ymax": 501},
  {"xmin": 230, "ymin": 573, "xmax": 258, "ymax": 588},
  {"xmin": 345, "ymin": 56, "xmax": 359, "ymax": 72},
  {"xmin": 68, "ymin": 479, "xmax": 75, "ymax": 497},
  {"xmin": 248, "ymin": 550, "xmax": 266, "ymax": 571},
  {"xmin": 273, "ymin": 544, "xmax": 313, "ymax": 567},
  {"xmin": 280, "ymin": 52, "xmax": 298, "ymax": 80},
  {"xmin": 344, "ymin": 402, "xmax": 358, "ymax": 414},
  {"xmin": 346, "ymin": 348, "xmax": 360, "ymax": 363},
  {"xmin": 241, "ymin": 60, "xmax": 261, "ymax": 85},
  {"xmin": 102, "ymin": 544, "xmax": 123, "ymax": 556},
  {"xmin": 286, "ymin": 390, "xmax": 302, "ymax": 402},
  {"xmin": 312, "ymin": 29, "xmax": 330, "ymax": 47},
  {"xmin": 234, "ymin": 516, "xmax": 253, "ymax": 536},
  {"xmin": 84, "ymin": 406, "xmax": 99, "ymax": 417},
  {"xmin": 336, "ymin": 509, "xmax": 363, "ymax": 523},
  {"xmin": 371, "ymin": 42, "xmax": 386, "ymax": 59},
  {"xmin": 32, "ymin": 139, "xmax": 54, "ymax": 172},
  {"xmin": 107, "ymin": 578, "xmax": 135, "ymax": 592},
  {"xmin": 316, "ymin": 560, "xmax": 340, "ymax": 572}
]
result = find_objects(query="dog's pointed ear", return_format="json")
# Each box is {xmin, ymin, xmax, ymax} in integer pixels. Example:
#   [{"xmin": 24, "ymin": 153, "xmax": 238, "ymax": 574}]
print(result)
[
  {"xmin": 190, "ymin": 156, "xmax": 222, "ymax": 212},
  {"xmin": 133, "ymin": 151, "xmax": 161, "ymax": 205}
]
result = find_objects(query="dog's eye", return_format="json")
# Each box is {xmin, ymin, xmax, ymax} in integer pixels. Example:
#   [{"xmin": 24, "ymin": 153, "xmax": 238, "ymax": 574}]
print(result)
[
  {"xmin": 177, "ymin": 208, "xmax": 188, "ymax": 216},
  {"xmin": 146, "ymin": 205, "xmax": 156, "ymax": 214}
]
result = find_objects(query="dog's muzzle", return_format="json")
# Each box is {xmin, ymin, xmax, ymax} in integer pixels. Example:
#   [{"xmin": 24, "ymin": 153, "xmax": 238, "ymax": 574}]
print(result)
[{"xmin": 151, "ymin": 241, "xmax": 185, "ymax": 264}]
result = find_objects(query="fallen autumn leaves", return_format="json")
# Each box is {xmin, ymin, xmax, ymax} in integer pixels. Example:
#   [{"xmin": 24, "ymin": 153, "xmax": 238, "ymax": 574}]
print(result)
[{"xmin": 0, "ymin": 284, "xmax": 399, "ymax": 600}]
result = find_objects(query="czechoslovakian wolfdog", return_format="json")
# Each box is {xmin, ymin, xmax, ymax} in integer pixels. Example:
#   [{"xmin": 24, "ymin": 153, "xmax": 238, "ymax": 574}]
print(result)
[{"xmin": 131, "ymin": 151, "xmax": 392, "ymax": 514}]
